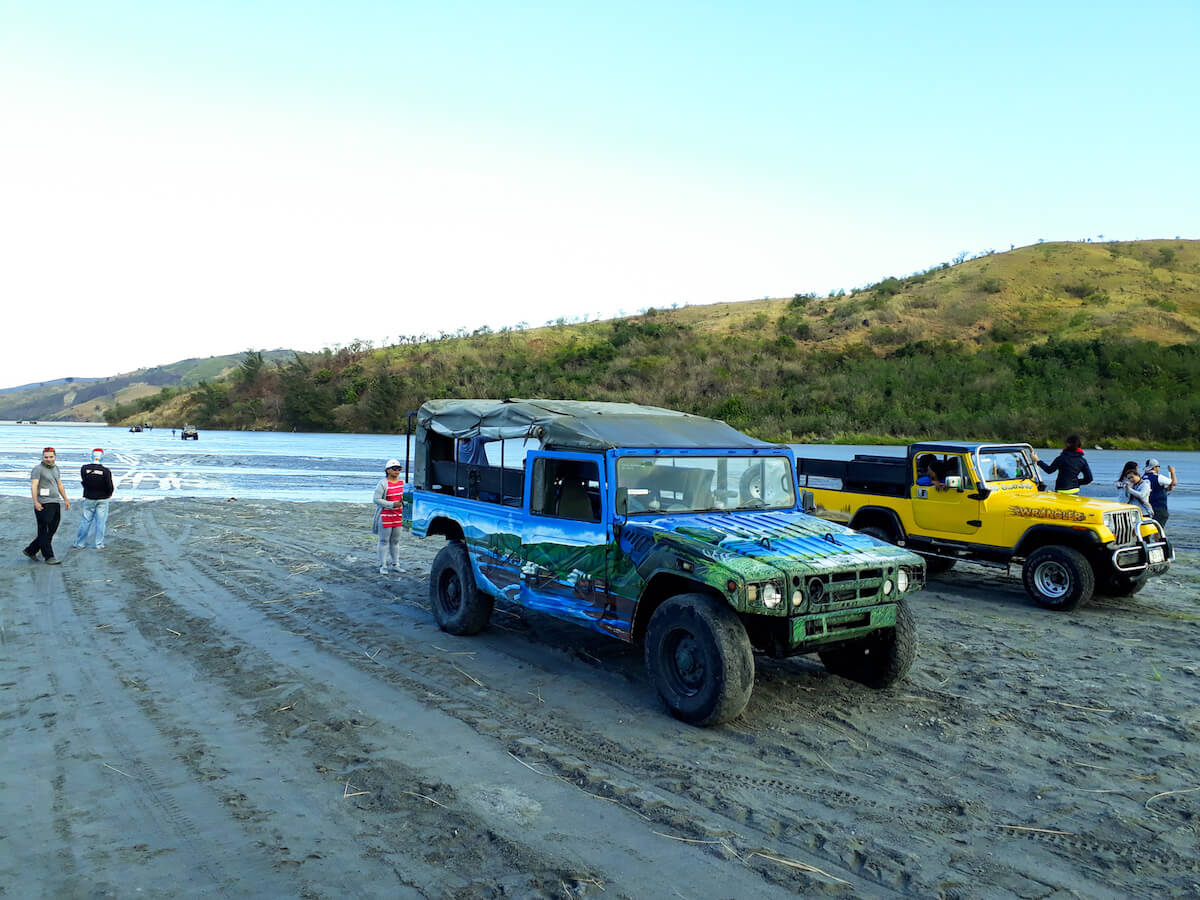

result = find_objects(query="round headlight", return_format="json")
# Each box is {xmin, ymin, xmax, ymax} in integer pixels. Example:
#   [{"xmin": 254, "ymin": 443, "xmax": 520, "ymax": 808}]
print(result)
[
  {"xmin": 882, "ymin": 579, "xmax": 894, "ymax": 595},
  {"xmin": 762, "ymin": 583, "xmax": 782, "ymax": 609},
  {"xmin": 897, "ymin": 569, "xmax": 909, "ymax": 592}
]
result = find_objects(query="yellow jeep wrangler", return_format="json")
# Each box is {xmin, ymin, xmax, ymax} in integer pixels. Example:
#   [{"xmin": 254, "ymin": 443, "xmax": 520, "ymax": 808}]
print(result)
[{"xmin": 797, "ymin": 442, "xmax": 1173, "ymax": 611}]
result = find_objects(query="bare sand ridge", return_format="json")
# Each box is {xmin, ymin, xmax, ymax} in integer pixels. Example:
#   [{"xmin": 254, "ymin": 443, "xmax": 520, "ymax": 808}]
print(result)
[{"xmin": 2, "ymin": 497, "xmax": 1197, "ymax": 898}]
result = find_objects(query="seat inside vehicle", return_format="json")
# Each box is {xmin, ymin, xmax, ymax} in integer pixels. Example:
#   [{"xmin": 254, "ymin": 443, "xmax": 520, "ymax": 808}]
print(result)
[{"xmin": 557, "ymin": 480, "xmax": 598, "ymax": 521}]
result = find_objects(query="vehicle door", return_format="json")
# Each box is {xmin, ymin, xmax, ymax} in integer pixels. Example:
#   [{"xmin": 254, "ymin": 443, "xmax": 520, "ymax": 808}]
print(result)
[
  {"xmin": 911, "ymin": 452, "xmax": 982, "ymax": 536},
  {"xmin": 519, "ymin": 452, "xmax": 621, "ymax": 636},
  {"xmin": 972, "ymin": 446, "xmax": 1041, "ymax": 547},
  {"xmin": 473, "ymin": 439, "xmax": 534, "ymax": 597}
]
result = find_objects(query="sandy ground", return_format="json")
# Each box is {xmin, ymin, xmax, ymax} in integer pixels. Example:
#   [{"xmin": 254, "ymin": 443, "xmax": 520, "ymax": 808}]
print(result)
[{"xmin": 2, "ymin": 497, "xmax": 1198, "ymax": 899}]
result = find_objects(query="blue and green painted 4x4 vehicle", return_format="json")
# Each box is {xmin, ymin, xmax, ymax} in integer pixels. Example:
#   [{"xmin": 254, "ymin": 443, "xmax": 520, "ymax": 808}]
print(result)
[{"xmin": 404, "ymin": 400, "xmax": 926, "ymax": 725}]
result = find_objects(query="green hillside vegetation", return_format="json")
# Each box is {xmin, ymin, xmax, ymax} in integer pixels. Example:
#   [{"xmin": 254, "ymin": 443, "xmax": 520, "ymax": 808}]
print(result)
[
  {"xmin": 110, "ymin": 240, "xmax": 1200, "ymax": 448},
  {"xmin": 1, "ymin": 350, "xmax": 295, "ymax": 423}
]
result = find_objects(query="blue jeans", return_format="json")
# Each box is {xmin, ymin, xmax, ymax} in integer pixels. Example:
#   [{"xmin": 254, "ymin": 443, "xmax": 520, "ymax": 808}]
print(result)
[{"xmin": 75, "ymin": 499, "xmax": 110, "ymax": 548}]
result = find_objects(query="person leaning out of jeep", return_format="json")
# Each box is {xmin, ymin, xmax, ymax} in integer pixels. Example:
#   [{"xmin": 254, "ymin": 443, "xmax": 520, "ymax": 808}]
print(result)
[
  {"xmin": 915, "ymin": 453, "xmax": 948, "ymax": 491},
  {"xmin": 1033, "ymin": 434, "xmax": 1093, "ymax": 494}
]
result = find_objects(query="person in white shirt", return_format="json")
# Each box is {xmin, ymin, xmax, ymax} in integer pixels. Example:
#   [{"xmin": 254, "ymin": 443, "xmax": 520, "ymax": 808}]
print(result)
[{"xmin": 1115, "ymin": 460, "xmax": 1152, "ymax": 516}]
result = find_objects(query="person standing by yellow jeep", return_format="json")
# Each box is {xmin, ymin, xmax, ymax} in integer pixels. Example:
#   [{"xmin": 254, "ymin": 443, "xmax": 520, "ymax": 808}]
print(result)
[
  {"xmin": 1033, "ymin": 435, "xmax": 1094, "ymax": 494},
  {"xmin": 1142, "ymin": 459, "xmax": 1178, "ymax": 527}
]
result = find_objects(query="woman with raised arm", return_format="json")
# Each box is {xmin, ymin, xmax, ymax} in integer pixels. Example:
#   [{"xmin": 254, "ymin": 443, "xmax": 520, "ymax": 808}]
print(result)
[{"xmin": 1032, "ymin": 434, "xmax": 1093, "ymax": 494}]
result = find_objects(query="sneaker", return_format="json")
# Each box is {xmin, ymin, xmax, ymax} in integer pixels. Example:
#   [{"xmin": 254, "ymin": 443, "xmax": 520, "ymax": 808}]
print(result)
[
  {"xmin": 95, "ymin": 545, "xmax": 105, "ymax": 550},
  {"xmin": 379, "ymin": 566, "xmax": 389, "ymax": 575},
  {"xmin": 72, "ymin": 545, "xmax": 85, "ymax": 550},
  {"xmin": 390, "ymin": 564, "xmax": 403, "ymax": 573},
  {"xmin": 23, "ymin": 547, "xmax": 38, "ymax": 560},
  {"xmin": 46, "ymin": 558, "xmax": 62, "ymax": 566}
]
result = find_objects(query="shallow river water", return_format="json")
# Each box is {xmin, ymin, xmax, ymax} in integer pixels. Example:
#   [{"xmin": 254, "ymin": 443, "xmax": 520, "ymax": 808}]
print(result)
[{"xmin": 2, "ymin": 423, "xmax": 1195, "ymax": 525}]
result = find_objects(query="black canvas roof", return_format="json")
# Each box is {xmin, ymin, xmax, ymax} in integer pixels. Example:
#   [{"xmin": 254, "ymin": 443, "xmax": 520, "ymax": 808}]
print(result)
[
  {"xmin": 417, "ymin": 399, "xmax": 775, "ymax": 451},
  {"xmin": 910, "ymin": 441, "xmax": 1030, "ymax": 455}
]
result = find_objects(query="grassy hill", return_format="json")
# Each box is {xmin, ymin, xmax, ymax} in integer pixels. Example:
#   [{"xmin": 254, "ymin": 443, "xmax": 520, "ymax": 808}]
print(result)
[
  {"xmin": 110, "ymin": 240, "xmax": 1200, "ymax": 447},
  {"xmin": 0, "ymin": 350, "xmax": 295, "ymax": 423}
]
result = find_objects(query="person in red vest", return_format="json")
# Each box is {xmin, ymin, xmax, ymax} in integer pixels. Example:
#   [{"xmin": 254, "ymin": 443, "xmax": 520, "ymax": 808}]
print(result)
[{"xmin": 373, "ymin": 459, "xmax": 405, "ymax": 574}]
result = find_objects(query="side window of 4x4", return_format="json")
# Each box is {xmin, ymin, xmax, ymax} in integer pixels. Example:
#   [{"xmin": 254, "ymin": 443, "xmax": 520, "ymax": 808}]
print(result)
[{"xmin": 531, "ymin": 458, "xmax": 602, "ymax": 523}]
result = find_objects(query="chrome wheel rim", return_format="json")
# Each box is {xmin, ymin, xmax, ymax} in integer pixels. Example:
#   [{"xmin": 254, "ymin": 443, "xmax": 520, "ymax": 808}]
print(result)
[{"xmin": 1034, "ymin": 561, "xmax": 1070, "ymax": 599}]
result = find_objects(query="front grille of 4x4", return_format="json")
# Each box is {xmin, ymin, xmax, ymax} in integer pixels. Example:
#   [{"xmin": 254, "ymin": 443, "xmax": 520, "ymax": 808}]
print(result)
[
  {"xmin": 1105, "ymin": 509, "xmax": 1141, "ymax": 546},
  {"xmin": 810, "ymin": 569, "xmax": 885, "ymax": 606}
]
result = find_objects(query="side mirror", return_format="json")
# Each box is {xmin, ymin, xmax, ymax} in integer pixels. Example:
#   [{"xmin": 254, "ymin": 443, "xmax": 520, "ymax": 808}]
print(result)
[{"xmin": 968, "ymin": 487, "xmax": 991, "ymax": 501}]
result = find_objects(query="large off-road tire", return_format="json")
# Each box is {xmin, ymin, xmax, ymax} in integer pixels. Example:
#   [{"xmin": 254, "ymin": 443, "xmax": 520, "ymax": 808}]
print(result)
[
  {"xmin": 1099, "ymin": 571, "xmax": 1149, "ymax": 598},
  {"xmin": 920, "ymin": 554, "xmax": 957, "ymax": 575},
  {"xmin": 429, "ymin": 541, "xmax": 493, "ymax": 635},
  {"xmin": 858, "ymin": 524, "xmax": 894, "ymax": 543},
  {"xmin": 1022, "ymin": 545, "xmax": 1094, "ymax": 611},
  {"xmin": 818, "ymin": 599, "xmax": 916, "ymax": 689},
  {"xmin": 644, "ymin": 593, "xmax": 754, "ymax": 727}
]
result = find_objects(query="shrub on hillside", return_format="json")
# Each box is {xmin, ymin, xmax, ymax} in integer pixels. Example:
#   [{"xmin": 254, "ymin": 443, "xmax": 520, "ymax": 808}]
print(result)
[
  {"xmin": 777, "ymin": 311, "xmax": 813, "ymax": 341},
  {"xmin": 1147, "ymin": 296, "xmax": 1178, "ymax": 312},
  {"xmin": 873, "ymin": 277, "xmax": 903, "ymax": 297}
]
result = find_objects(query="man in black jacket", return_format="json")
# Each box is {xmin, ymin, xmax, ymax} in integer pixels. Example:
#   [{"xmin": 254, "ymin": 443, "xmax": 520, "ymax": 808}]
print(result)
[{"xmin": 73, "ymin": 448, "xmax": 115, "ymax": 549}]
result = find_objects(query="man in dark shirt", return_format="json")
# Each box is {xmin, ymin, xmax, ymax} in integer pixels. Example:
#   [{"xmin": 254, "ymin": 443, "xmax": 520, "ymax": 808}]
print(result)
[{"xmin": 73, "ymin": 448, "xmax": 115, "ymax": 550}]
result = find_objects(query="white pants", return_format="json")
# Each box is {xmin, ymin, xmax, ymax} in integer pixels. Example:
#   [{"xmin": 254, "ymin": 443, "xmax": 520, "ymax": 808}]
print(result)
[{"xmin": 377, "ymin": 527, "xmax": 402, "ymax": 566}]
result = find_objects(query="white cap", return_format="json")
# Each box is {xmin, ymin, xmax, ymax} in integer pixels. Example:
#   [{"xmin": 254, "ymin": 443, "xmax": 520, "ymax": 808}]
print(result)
[{"xmin": 385, "ymin": 458, "xmax": 402, "ymax": 470}]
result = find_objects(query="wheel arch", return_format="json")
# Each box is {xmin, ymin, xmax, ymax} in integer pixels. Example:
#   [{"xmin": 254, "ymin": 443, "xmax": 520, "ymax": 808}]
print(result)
[
  {"xmin": 848, "ymin": 507, "xmax": 906, "ymax": 542},
  {"xmin": 426, "ymin": 516, "xmax": 465, "ymax": 542},
  {"xmin": 631, "ymin": 572, "xmax": 727, "ymax": 644},
  {"xmin": 1013, "ymin": 524, "xmax": 1102, "ymax": 559}
]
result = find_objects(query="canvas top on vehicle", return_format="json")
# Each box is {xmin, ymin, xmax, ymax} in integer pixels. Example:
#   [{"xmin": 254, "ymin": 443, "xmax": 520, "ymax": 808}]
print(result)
[{"xmin": 416, "ymin": 398, "xmax": 775, "ymax": 451}]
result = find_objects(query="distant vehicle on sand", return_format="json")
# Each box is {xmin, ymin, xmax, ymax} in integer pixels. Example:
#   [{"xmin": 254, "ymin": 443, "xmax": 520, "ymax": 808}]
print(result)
[
  {"xmin": 129, "ymin": 425, "xmax": 143, "ymax": 433},
  {"xmin": 181, "ymin": 425, "xmax": 199, "ymax": 440}
]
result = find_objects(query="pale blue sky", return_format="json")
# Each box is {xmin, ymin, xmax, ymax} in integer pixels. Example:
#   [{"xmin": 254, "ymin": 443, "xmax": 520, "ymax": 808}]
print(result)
[{"xmin": 2, "ymin": 1, "xmax": 1196, "ymax": 388}]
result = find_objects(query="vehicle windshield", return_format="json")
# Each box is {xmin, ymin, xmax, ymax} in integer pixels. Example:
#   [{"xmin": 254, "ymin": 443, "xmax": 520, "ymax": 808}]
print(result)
[
  {"xmin": 616, "ymin": 455, "xmax": 795, "ymax": 514},
  {"xmin": 975, "ymin": 448, "xmax": 1035, "ymax": 483}
]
